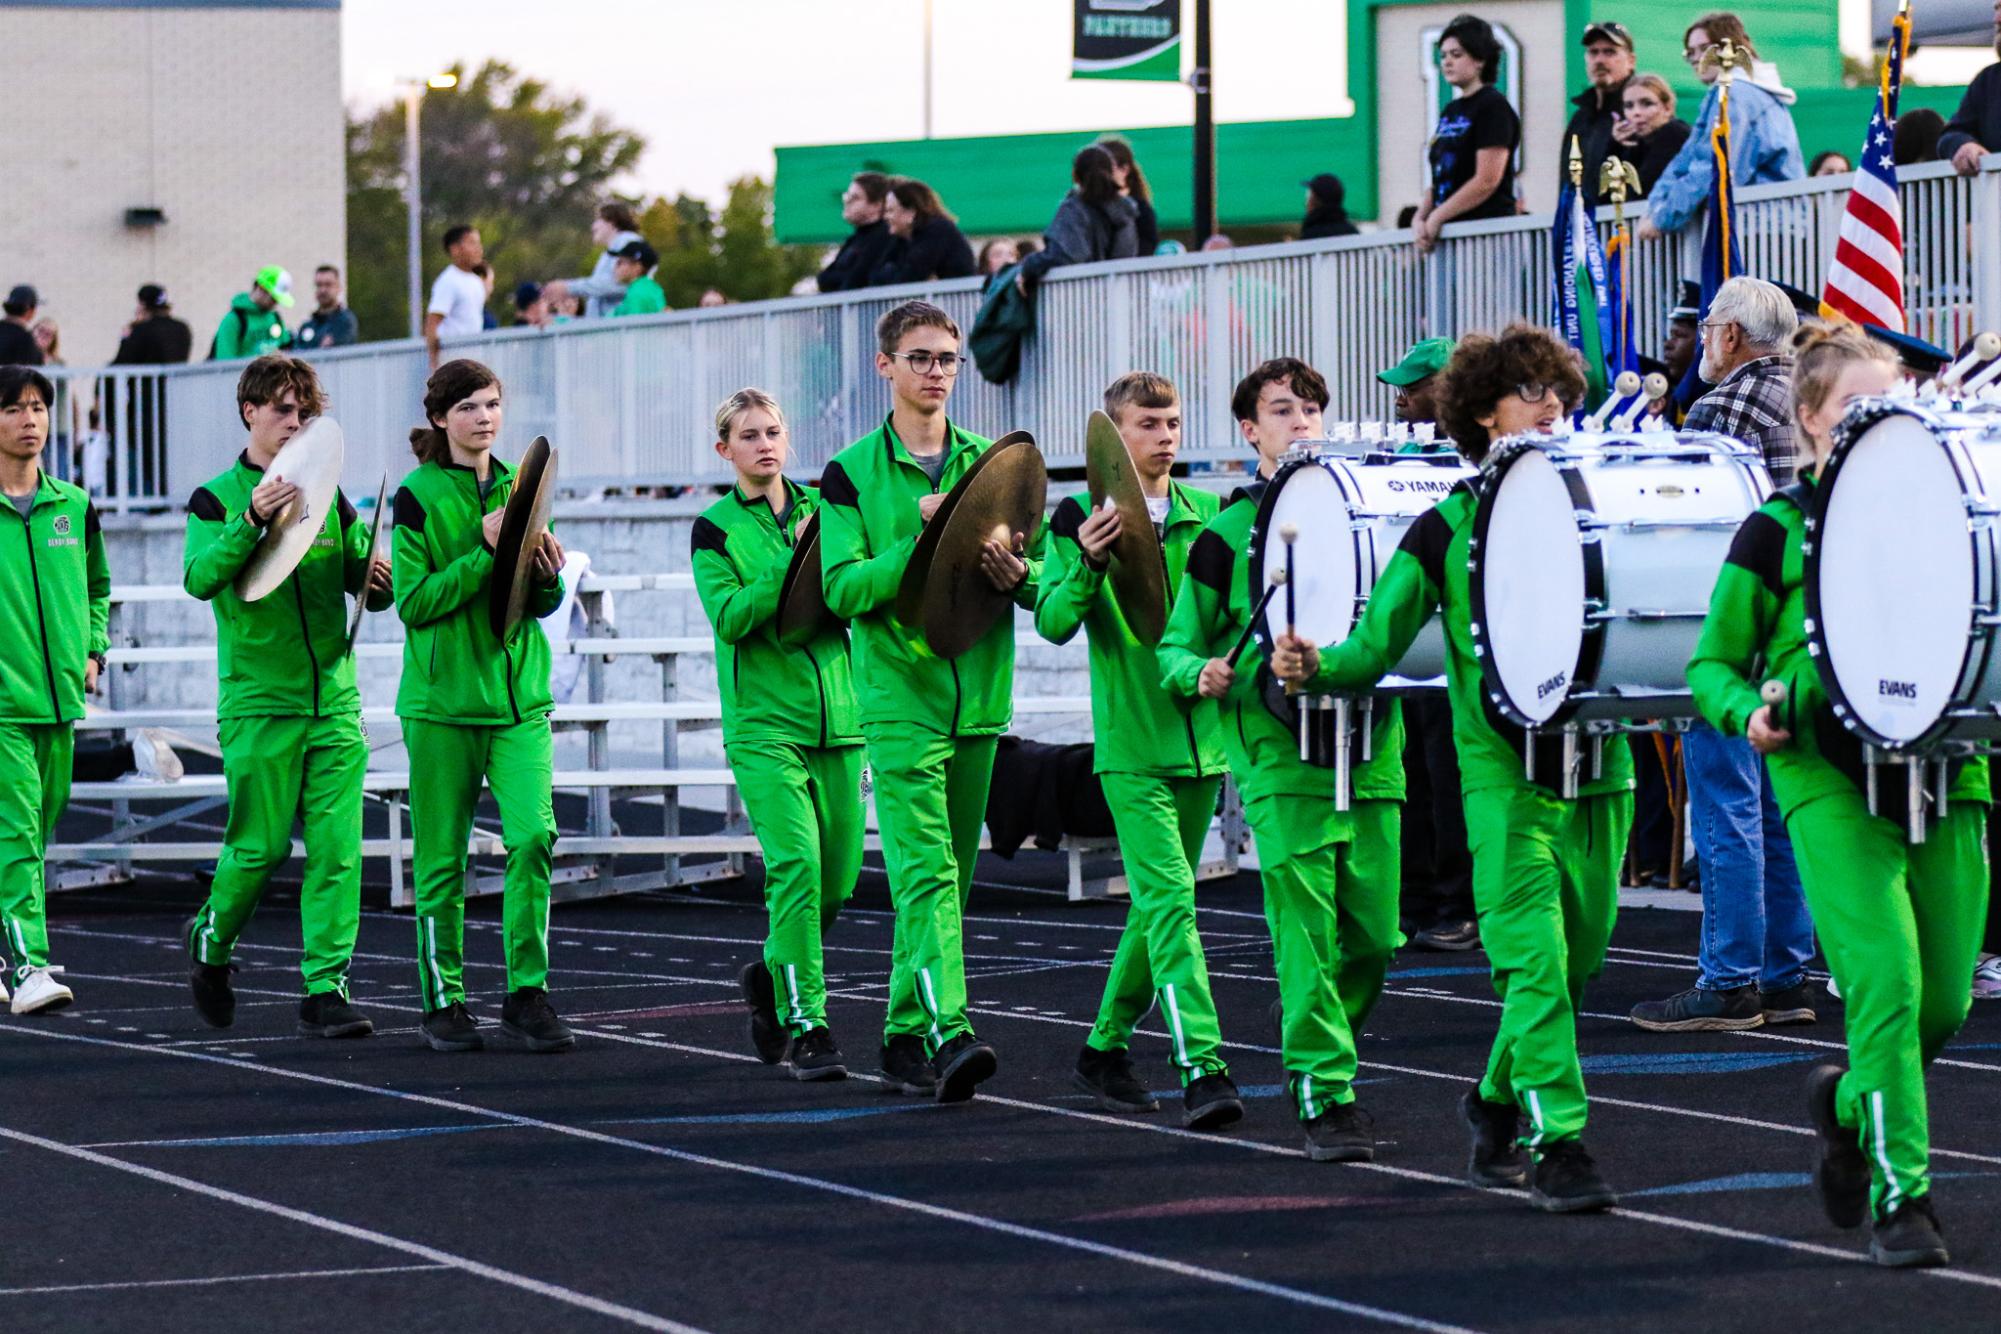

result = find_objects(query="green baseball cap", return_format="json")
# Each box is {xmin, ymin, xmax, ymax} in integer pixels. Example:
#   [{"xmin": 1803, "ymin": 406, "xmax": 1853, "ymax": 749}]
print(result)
[
  {"xmin": 254, "ymin": 265, "xmax": 295, "ymax": 308},
  {"xmin": 1377, "ymin": 337, "xmax": 1455, "ymax": 387}
]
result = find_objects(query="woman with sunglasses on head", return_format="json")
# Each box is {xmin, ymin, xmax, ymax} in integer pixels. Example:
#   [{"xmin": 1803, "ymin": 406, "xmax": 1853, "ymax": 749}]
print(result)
[{"xmin": 1271, "ymin": 325, "xmax": 1635, "ymax": 1216}]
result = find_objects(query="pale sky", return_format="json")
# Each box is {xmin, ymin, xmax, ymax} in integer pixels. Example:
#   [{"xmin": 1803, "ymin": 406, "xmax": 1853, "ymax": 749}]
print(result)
[{"xmin": 341, "ymin": 0, "xmax": 1354, "ymax": 206}]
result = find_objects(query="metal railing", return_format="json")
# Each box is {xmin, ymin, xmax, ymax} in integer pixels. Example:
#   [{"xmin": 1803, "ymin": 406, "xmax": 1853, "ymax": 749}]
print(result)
[{"xmin": 38, "ymin": 158, "xmax": 1999, "ymax": 506}]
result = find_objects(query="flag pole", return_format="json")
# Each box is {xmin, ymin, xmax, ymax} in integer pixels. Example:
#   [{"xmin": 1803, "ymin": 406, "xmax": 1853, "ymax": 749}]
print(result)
[{"xmin": 1600, "ymin": 157, "xmax": 1640, "ymax": 375}]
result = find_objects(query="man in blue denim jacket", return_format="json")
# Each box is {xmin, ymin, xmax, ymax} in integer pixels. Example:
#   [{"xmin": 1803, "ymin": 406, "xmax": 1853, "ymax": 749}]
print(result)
[{"xmin": 1637, "ymin": 12, "xmax": 1804, "ymax": 239}]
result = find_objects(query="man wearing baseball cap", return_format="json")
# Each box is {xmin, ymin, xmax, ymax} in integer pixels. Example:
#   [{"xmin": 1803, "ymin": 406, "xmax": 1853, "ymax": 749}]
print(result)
[
  {"xmin": 1560, "ymin": 21, "xmax": 1638, "ymax": 209},
  {"xmin": 1377, "ymin": 336, "xmax": 1454, "ymax": 434},
  {"xmin": 1299, "ymin": 173, "xmax": 1358, "ymax": 240},
  {"xmin": 113, "ymin": 285, "xmax": 192, "ymax": 365},
  {"xmin": 610, "ymin": 239, "xmax": 667, "ymax": 317},
  {"xmin": 209, "ymin": 266, "xmax": 295, "ymax": 361}
]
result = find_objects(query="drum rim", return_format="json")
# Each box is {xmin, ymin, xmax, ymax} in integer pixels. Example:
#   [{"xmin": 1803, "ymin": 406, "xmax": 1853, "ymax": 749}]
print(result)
[
  {"xmin": 1804, "ymin": 397, "xmax": 1991, "ymax": 751},
  {"xmin": 1245, "ymin": 455, "xmax": 1368, "ymax": 663},
  {"xmin": 1467, "ymin": 436, "xmax": 1608, "ymax": 730}
]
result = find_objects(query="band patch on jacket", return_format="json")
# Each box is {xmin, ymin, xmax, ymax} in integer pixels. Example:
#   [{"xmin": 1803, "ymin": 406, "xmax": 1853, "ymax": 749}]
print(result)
[
  {"xmin": 818, "ymin": 461, "xmax": 860, "ymax": 508},
  {"xmin": 1725, "ymin": 510, "xmax": 1789, "ymax": 598},
  {"xmin": 392, "ymin": 487, "xmax": 426, "ymax": 533}
]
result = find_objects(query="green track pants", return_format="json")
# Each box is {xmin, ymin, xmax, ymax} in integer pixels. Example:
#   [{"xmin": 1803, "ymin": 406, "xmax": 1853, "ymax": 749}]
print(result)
[
  {"xmin": 403, "ymin": 716, "xmax": 557, "ymax": 1009},
  {"xmin": 730, "ymin": 738, "xmax": 865, "ymax": 1035},
  {"xmin": 1088, "ymin": 772, "xmax": 1229, "ymax": 1082},
  {"xmin": 0, "ymin": 722, "xmax": 71, "ymax": 984},
  {"xmin": 865, "ymin": 722, "xmax": 996, "ymax": 1051},
  {"xmin": 1247, "ymin": 793, "xmax": 1401, "ymax": 1121},
  {"xmin": 1787, "ymin": 789, "xmax": 1989, "ymax": 1220},
  {"xmin": 186, "ymin": 713, "xmax": 366, "ymax": 996},
  {"xmin": 1463, "ymin": 786, "xmax": 1631, "ymax": 1146}
]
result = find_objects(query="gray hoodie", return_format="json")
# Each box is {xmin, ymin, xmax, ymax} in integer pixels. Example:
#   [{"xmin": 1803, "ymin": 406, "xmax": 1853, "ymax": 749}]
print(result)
[{"xmin": 564, "ymin": 229, "xmax": 641, "ymax": 319}]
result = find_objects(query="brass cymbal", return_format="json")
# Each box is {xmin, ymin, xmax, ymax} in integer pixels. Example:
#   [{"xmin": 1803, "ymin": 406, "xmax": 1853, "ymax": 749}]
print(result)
[
  {"xmin": 344, "ymin": 474, "xmax": 389, "ymax": 654},
  {"xmin": 777, "ymin": 509, "xmax": 835, "ymax": 647},
  {"xmin": 234, "ymin": 416, "xmax": 345, "ymax": 603},
  {"xmin": 895, "ymin": 431, "xmax": 1046, "ymax": 659},
  {"xmin": 489, "ymin": 435, "xmax": 558, "ymax": 641},
  {"xmin": 1084, "ymin": 409, "xmax": 1169, "ymax": 645}
]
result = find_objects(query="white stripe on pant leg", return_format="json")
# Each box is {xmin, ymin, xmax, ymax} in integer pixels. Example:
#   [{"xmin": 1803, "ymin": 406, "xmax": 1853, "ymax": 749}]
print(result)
[
  {"xmin": 1161, "ymin": 985, "xmax": 1189, "ymax": 1070},
  {"xmin": 1300, "ymin": 1073, "xmax": 1316, "ymax": 1121},
  {"xmin": 1524, "ymin": 1090, "xmax": 1547, "ymax": 1147},
  {"xmin": 784, "ymin": 963, "xmax": 804, "ymax": 1028},
  {"xmin": 1869, "ymin": 1089, "xmax": 1903, "ymax": 1211},
  {"xmin": 917, "ymin": 967, "xmax": 943, "ymax": 1045},
  {"xmin": 424, "ymin": 917, "xmax": 448, "ymax": 1009}
]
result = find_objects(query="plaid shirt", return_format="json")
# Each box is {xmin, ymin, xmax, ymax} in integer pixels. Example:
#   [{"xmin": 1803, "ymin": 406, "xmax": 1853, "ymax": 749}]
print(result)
[{"xmin": 1685, "ymin": 355, "xmax": 1798, "ymax": 485}]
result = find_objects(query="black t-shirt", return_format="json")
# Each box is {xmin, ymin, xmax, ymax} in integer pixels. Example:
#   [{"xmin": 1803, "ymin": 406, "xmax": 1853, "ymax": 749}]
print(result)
[
  {"xmin": 1429, "ymin": 85, "xmax": 1519, "ymax": 221},
  {"xmin": 0, "ymin": 321, "xmax": 43, "ymax": 366}
]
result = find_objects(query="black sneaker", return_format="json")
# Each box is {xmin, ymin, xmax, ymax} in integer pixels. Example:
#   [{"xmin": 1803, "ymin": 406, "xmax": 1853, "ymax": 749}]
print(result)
[
  {"xmin": 1073, "ymin": 1045, "xmax": 1159, "ymax": 1113},
  {"xmin": 499, "ymin": 987, "xmax": 576, "ymax": 1053},
  {"xmin": 1530, "ymin": 1139, "xmax": 1618, "ymax": 1213},
  {"xmin": 298, "ymin": 991, "xmax": 374, "ymax": 1039},
  {"xmin": 1628, "ymin": 984, "xmax": 1764, "ymax": 1032},
  {"xmin": 788, "ymin": 1028, "xmax": 847, "ymax": 1082},
  {"xmin": 879, "ymin": 1035, "xmax": 938, "ymax": 1096},
  {"xmin": 739, "ymin": 961, "xmax": 786, "ymax": 1064},
  {"xmin": 423, "ymin": 1001, "xmax": 484, "ymax": 1052},
  {"xmin": 1182, "ymin": 1073, "xmax": 1245, "ymax": 1131},
  {"xmin": 932, "ymin": 1032, "xmax": 998, "ymax": 1104},
  {"xmin": 1870, "ymin": 1195, "xmax": 1949, "ymax": 1268},
  {"xmin": 1461, "ymin": 1086, "xmax": 1529, "ymax": 1188},
  {"xmin": 1761, "ymin": 980, "xmax": 1819, "ymax": 1026},
  {"xmin": 1302, "ymin": 1101, "xmax": 1375, "ymax": 1162},
  {"xmin": 1412, "ymin": 917, "xmax": 1480, "ymax": 952},
  {"xmin": 1806, "ymin": 1064, "xmax": 1869, "ymax": 1229},
  {"xmin": 189, "ymin": 961, "xmax": 236, "ymax": 1030}
]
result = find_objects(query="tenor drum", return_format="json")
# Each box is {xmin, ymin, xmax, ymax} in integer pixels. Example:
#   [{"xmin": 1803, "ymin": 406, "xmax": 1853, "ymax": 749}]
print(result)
[
  {"xmin": 1469, "ymin": 431, "xmax": 1771, "ymax": 727},
  {"xmin": 1807, "ymin": 401, "xmax": 2001, "ymax": 749},
  {"xmin": 1248, "ymin": 449, "xmax": 1475, "ymax": 689}
]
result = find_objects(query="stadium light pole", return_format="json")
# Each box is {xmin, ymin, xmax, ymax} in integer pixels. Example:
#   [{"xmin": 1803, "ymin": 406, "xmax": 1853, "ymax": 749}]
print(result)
[
  {"xmin": 1191, "ymin": 0, "xmax": 1214, "ymax": 246},
  {"xmin": 402, "ymin": 72, "xmax": 459, "ymax": 341}
]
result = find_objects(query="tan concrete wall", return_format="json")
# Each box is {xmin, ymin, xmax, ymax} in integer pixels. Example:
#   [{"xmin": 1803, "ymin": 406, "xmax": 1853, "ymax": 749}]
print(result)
[
  {"xmin": 1374, "ymin": 0, "xmax": 1570, "ymax": 224},
  {"xmin": 0, "ymin": 6, "xmax": 344, "ymax": 367}
]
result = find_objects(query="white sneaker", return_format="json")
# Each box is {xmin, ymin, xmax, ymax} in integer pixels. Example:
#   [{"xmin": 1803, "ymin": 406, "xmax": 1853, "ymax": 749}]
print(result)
[
  {"xmin": 0, "ymin": 973, "xmax": 9, "ymax": 1003},
  {"xmin": 1974, "ymin": 954, "xmax": 2001, "ymax": 1001},
  {"xmin": 10, "ymin": 966, "xmax": 73, "ymax": 1015},
  {"xmin": 132, "ymin": 728, "xmax": 183, "ymax": 782}
]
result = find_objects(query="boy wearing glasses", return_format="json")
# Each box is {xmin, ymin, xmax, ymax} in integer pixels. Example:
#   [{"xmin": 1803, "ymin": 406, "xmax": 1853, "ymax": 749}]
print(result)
[
  {"xmin": 1158, "ymin": 357, "xmax": 1404, "ymax": 1161},
  {"xmin": 1272, "ymin": 326, "xmax": 1633, "ymax": 1214},
  {"xmin": 818, "ymin": 301, "xmax": 1041, "ymax": 1103},
  {"xmin": 181, "ymin": 355, "xmax": 393, "ymax": 1037}
]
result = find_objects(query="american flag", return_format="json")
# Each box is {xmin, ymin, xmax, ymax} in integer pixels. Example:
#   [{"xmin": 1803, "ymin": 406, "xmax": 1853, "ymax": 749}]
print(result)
[{"xmin": 1821, "ymin": 5, "xmax": 1910, "ymax": 331}]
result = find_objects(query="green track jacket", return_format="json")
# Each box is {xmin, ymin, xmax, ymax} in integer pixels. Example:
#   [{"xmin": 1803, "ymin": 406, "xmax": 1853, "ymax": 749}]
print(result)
[
  {"xmin": 391, "ymin": 456, "xmax": 563, "ymax": 725},
  {"xmin": 818, "ymin": 415, "xmax": 1042, "ymax": 737},
  {"xmin": 185, "ymin": 453, "xmax": 392, "ymax": 719},
  {"xmin": 691, "ymin": 478, "xmax": 860, "ymax": 749},
  {"xmin": 1158, "ymin": 484, "xmax": 1404, "ymax": 804},
  {"xmin": 1305, "ymin": 480, "xmax": 1631, "ymax": 799},
  {"xmin": 1688, "ymin": 478, "xmax": 1989, "ymax": 817},
  {"xmin": 1036, "ymin": 483, "xmax": 1225, "ymax": 778},
  {"xmin": 1, "ymin": 469, "xmax": 109, "ymax": 725}
]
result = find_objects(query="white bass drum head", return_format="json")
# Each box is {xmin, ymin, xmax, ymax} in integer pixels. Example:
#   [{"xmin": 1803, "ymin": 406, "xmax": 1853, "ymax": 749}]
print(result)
[
  {"xmin": 1258, "ymin": 463, "xmax": 1358, "ymax": 647},
  {"xmin": 1477, "ymin": 447, "xmax": 1585, "ymax": 725}
]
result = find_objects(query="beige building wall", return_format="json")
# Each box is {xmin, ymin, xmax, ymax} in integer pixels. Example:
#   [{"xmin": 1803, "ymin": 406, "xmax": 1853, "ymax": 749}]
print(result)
[
  {"xmin": 0, "ymin": 4, "xmax": 344, "ymax": 367},
  {"xmin": 1375, "ymin": 0, "xmax": 1570, "ymax": 224}
]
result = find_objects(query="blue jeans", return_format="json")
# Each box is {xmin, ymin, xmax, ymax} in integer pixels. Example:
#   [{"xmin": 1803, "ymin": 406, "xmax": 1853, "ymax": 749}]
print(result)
[{"xmin": 1684, "ymin": 724, "xmax": 1814, "ymax": 991}]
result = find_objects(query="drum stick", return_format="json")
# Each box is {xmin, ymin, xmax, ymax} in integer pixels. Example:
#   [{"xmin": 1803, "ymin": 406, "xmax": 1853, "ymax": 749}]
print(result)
[
  {"xmin": 1761, "ymin": 679, "xmax": 1791, "ymax": 734},
  {"xmin": 1942, "ymin": 331, "xmax": 2001, "ymax": 390},
  {"xmin": 1279, "ymin": 523, "xmax": 1298, "ymax": 633},
  {"xmin": 1225, "ymin": 572, "xmax": 1285, "ymax": 669}
]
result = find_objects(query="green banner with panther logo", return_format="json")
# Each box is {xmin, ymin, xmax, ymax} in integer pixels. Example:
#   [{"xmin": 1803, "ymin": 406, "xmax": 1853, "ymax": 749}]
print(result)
[{"xmin": 1072, "ymin": 0, "xmax": 1181, "ymax": 81}]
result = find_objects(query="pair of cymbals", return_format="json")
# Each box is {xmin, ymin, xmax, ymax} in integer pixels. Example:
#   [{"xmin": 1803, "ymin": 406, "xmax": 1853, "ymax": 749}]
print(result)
[
  {"xmin": 234, "ymin": 416, "xmax": 346, "ymax": 603},
  {"xmin": 489, "ymin": 436, "xmax": 558, "ymax": 640},
  {"xmin": 896, "ymin": 431, "xmax": 1047, "ymax": 660},
  {"xmin": 1083, "ymin": 409, "xmax": 1170, "ymax": 645}
]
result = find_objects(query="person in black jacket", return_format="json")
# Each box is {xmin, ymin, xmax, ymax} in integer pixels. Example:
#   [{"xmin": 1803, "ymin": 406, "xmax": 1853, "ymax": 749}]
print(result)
[
  {"xmin": 1016, "ymin": 145, "xmax": 1139, "ymax": 293},
  {"xmin": 1939, "ymin": 13, "xmax": 1999, "ymax": 177},
  {"xmin": 1613, "ymin": 74, "xmax": 1693, "ymax": 196},
  {"xmin": 112, "ymin": 285, "xmax": 193, "ymax": 365},
  {"xmin": 816, "ymin": 172, "xmax": 897, "ymax": 293},
  {"xmin": 1560, "ymin": 21, "xmax": 1637, "ymax": 208},
  {"xmin": 870, "ymin": 178, "xmax": 977, "ymax": 286},
  {"xmin": 1096, "ymin": 136, "xmax": 1159, "ymax": 256},
  {"xmin": 1299, "ymin": 173, "xmax": 1359, "ymax": 239}
]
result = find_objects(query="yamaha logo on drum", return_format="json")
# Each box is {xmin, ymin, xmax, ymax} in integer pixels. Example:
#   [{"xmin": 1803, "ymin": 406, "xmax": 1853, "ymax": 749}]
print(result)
[
  {"xmin": 1536, "ymin": 670, "xmax": 1568, "ymax": 700},
  {"xmin": 1878, "ymin": 679, "xmax": 1919, "ymax": 704},
  {"xmin": 1387, "ymin": 478, "xmax": 1457, "ymax": 495}
]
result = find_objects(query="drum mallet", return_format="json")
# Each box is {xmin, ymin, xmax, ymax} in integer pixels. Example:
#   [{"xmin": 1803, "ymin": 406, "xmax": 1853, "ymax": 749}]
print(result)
[
  {"xmin": 1941, "ymin": 331, "xmax": 2001, "ymax": 393},
  {"xmin": 1955, "ymin": 332, "xmax": 2001, "ymax": 395},
  {"xmin": 1280, "ymin": 523, "xmax": 1300, "ymax": 695},
  {"xmin": 1225, "ymin": 570, "xmax": 1286, "ymax": 669},
  {"xmin": 1760, "ymin": 678, "xmax": 1792, "ymax": 735}
]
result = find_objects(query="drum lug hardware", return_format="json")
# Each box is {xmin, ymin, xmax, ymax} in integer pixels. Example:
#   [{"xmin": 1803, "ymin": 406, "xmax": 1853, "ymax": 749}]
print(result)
[
  {"xmin": 1524, "ymin": 726, "xmax": 1538, "ymax": 783},
  {"xmin": 1907, "ymin": 757, "xmax": 1928, "ymax": 845},
  {"xmin": 1935, "ymin": 759, "xmax": 1950, "ymax": 822},
  {"xmin": 1865, "ymin": 744, "xmax": 1880, "ymax": 817},
  {"xmin": 1332, "ymin": 696, "xmax": 1353, "ymax": 814},
  {"xmin": 1560, "ymin": 729, "xmax": 1581, "ymax": 801},
  {"xmin": 1359, "ymin": 696, "xmax": 1375, "ymax": 764},
  {"xmin": 1590, "ymin": 734, "xmax": 1604, "ymax": 782}
]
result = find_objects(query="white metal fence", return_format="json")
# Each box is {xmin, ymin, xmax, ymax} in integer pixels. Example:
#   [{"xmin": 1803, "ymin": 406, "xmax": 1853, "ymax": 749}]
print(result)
[{"xmin": 40, "ymin": 158, "xmax": 2000, "ymax": 507}]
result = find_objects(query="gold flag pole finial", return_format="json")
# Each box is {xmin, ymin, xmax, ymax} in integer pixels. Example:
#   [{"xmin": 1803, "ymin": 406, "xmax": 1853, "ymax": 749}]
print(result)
[{"xmin": 1568, "ymin": 135, "xmax": 1583, "ymax": 188}]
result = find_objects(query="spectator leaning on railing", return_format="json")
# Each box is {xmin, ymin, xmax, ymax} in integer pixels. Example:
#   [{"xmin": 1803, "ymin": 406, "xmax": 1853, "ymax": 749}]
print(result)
[
  {"xmin": 1561, "ymin": 20, "xmax": 1638, "ymax": 209},
  {"xmin": 1938, "ymin": 0, "xmax": 2000, "ymax": 177},
  {"xmin": 1096, "ymin": 136, "xmax": 1159, "ymax": 256},
  {"xmin": 1414, "ymin": 14, "xmax": 1520, "ymax": 256},
  {"xmin": 1614, "ymin": 74, "xmax": 1692, "ymax": 196},
  {"xmin": 544, "ymin": 201, "xmax": 643, "ymax": 318},
  {"xmin": 1016, "ymin": 145, "xmax": 1139, "ymax": 293},
  {"xmin": 610, "ymin": 241, "xmax": 667, "ymax": 316},
  {"xmin": 869, "ymin": 178, "xmax": 977, "ymax": 286},
  {"xmin": 1637, "ymin": 12, "xmax": 1804, "ymax": 240},
  {"xmin": 1300, "ymin": 173, "xmax": 1359, "ymax": 239},
  {"xmin": 817, "ymin": 172, "xmax": 897, "ymax": 293}
]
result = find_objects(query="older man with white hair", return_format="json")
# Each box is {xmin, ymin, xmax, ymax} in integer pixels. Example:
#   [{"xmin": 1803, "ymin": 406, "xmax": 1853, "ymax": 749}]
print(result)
[{"xmin": 1631, "ymin": 273, "xmax": 1814, "ymax": 1034}]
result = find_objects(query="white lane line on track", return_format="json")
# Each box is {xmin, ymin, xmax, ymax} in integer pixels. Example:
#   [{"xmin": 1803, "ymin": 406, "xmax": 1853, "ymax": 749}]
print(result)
[
  {"xmin": 0, "ymin": 1125, "xmax": 704, "ymax": 1332},
  {"xmin": 0, "ymin": 1263, "xmax": 450, "ymax": 1296},
  {"xmin": 0, "ymin": 1026, "xmax": 1476, "ymax": 1334}
]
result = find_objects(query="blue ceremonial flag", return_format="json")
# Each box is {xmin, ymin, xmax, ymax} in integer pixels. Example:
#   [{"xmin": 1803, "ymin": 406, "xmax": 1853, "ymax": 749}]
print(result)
[
  {"xmin": 1604, "ymin": 231, "xmax": 1639, "ymax": 381},
  {"xmin": 1672, "ymin": 78, "xmax": 1745, "ymax": 412},
  {"xmin": 1552, "ymin": 168, "xmax": 1614, "ymax": 404}
]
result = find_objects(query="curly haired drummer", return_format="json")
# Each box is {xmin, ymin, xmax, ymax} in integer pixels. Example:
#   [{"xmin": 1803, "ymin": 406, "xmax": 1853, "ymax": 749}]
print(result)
[
  {"xmin": 1159, "ymin": 357, "xmax": 1405, "ymax": 1162},
  {"xmin": 1688, "ymin": 323, "xmax": 1988, "ymax": 1268},
  {"xmin": 1274, "ymin": 326, "xmax": 1635, "ymax": 1213}
]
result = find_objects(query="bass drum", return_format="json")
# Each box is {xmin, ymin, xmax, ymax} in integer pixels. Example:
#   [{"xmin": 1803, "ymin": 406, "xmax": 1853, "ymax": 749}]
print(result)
[
  {"xmin": 1248, "ymin": 449, "xmax": 1474, "ymax": 689},
  {"xmin": 1807, "ymin": 401, "xmax": 2001, "ymax": 749},
  {"xmin": 1469, "ymin": 430, "xmax": 1770, "ymax": 727}
]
